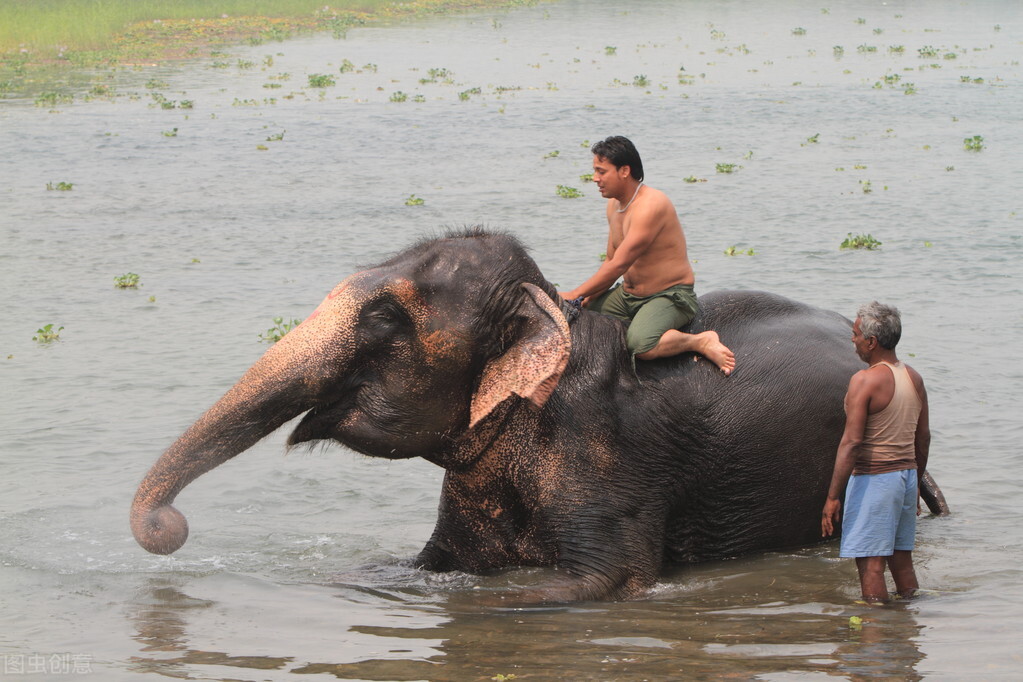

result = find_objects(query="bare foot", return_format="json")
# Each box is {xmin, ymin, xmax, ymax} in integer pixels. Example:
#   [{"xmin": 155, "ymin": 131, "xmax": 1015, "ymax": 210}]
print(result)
[{"xmin": 694, "ymin": 331, "xmax": 735, "ymax": 376}]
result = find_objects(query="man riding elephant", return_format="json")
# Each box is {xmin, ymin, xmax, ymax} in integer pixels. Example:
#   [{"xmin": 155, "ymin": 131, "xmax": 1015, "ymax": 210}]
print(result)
[{"xmin": 561, "ymin": 136, "xmax": 735, "ymax": 374}]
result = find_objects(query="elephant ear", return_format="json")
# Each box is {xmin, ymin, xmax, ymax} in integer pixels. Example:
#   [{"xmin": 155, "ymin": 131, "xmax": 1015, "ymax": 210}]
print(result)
[{"xmin": 469, "ymin": 283, "xmax": 571, "ymax": 428}]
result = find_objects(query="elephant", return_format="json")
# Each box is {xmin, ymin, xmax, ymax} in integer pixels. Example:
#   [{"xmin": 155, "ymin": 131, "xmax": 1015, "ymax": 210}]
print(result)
[{"xmin": 131, "ymin": 228, "xmax": 948, "ymax": 602}]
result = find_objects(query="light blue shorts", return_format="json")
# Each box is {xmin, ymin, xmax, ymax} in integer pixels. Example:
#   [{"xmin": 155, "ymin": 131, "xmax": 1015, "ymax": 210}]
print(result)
[{"xmin": 840, "ymin": 469, "xmax": 917, "ymax": 558}]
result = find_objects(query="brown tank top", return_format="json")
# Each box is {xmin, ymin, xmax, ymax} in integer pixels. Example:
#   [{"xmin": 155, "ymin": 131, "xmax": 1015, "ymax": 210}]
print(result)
[{"xmin": 854, "ymin": 361, "xmax": 922, "ymax": 475}]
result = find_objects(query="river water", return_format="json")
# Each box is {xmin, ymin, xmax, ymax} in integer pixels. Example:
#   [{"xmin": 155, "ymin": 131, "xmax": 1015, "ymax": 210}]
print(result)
[{"xmin": 1, "ymin": 0, "xmax": 1021, "ymax": 679}]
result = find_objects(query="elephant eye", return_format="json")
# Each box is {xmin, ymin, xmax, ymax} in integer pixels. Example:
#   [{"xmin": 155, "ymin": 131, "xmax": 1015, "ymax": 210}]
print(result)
[{"xmin": 361, "ymin": 298, "xmax": 411, "ymax": 340}]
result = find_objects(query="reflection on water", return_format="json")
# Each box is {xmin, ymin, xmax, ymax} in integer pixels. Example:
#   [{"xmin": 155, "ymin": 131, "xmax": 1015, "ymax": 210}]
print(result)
[{"xmin": 2, "ymin": 0, "xmax": 1022, "ymax": 679}]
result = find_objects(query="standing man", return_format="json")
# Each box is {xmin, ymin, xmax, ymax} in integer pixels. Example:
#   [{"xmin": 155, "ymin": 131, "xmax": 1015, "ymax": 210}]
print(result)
[
  {"xmin": 561, "ymin": 136, "xmax": 735, "ymax": 374},
  {"xmin": 822, "ymin": 301, "xmax": 931, "ymax": 603}
]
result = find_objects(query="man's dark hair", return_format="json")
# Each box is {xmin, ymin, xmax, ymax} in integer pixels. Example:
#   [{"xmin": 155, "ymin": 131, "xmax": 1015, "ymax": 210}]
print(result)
[
  {"xmin": 858, "ymin": 301, "xmax": 902, "ymax": 350},
  {"xmin": 591, "ymin": 136, "xmax": 644, "ymax": 182}
]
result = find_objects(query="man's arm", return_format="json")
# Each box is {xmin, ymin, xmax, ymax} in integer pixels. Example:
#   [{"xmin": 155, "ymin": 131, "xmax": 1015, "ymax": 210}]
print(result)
[
  {"xmin": 562, "ymin": 200, "xmax": 662, "ymax": 302},
  {"xmin": 822, "ymin": 371, "xmax": 872, "ymax": 537},
  {"xmin": 909, "ymin": 367, "xmax": 930, "ymax": 509}
]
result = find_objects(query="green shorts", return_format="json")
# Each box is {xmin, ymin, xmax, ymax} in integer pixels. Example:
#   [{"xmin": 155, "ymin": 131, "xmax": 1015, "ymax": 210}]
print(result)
[{"xmin": 588, "ymin": 283, "xmax": 699, "ymax": 355}]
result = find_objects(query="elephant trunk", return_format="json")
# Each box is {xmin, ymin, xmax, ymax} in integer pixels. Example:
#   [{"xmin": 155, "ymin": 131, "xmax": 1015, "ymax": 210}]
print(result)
[{"xmin": 131, "ymin": 278, "xmax": 362, "ymax": 555}]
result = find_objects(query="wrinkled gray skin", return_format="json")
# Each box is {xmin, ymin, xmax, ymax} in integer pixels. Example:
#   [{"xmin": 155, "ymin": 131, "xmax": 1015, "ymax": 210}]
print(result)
[{"xmin": 131, "ymin": 229, "xmax": 948, "ymax": 602}]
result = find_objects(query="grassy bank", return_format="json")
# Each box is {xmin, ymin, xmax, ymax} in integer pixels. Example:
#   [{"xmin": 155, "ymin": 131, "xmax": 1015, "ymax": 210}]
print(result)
[{"xmin": 1, "ymin": 0, "xmax": 538, "ymax": 72}]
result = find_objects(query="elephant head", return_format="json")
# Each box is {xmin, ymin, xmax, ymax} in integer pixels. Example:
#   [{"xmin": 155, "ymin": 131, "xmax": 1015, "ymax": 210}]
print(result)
[{"xmin": 131, "ymin": 229, "xmax": 571, "ymax": 555}]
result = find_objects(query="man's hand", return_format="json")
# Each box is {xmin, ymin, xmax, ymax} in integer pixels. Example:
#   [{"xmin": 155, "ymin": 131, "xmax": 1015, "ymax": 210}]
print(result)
[{"xmin": 821, "ymin": 498, "xmax": 841, "ymax": 537}]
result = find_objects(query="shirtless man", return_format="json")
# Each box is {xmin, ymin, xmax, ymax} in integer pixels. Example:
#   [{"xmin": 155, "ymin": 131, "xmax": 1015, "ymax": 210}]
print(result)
[{"xmin": 561, "ymin": 136, "xmax": 735, "ymax": 374}]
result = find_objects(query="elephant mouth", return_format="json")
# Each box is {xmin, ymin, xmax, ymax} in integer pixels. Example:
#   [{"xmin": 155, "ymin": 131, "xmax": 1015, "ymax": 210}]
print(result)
[{"xmin": 286, "ymin": 387, "xmax": 436, "ymax": 460}]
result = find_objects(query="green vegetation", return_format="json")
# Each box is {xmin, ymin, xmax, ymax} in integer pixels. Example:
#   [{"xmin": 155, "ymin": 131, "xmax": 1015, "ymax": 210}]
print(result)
[
  {"xmin": 579, "ymin": 173, "xmax": 593, "ymax": 182},
  {"xmin": 389, "ymin": 90, "xmax": 408, "ymax": 102},
  {"xmin": 723, "ymin": 246, "xmax": 755, "ymax": 256},
  {"xmin": 791, "ymin": 27, "xmax": 807, "ymax": 36},
  {"xmin": 840, "ymin": 233, "xmax": 881, "ymax": 250},
  {"xmin": 307, "ymin": 73, "xmax": 335, "ymax": 87},
  {"xmin": 259, "ymin": 316, "xmax": 301, "ymax": 343},
  {"xmin": 404, "ymin": 194, "xmax": 425, "ymax": 205},
  {"xmin": 963, "ymin": 135, "xmax": 984, "ymax": 151},
  {"xmin": 683, "ymin": 175, "xmax": 706, "ymax": 183},
  {"xmin": 715, "ymin": 163, "xmax": 738, "ymax": 174},
  {"xmin": 604, "ymin": 46, "xmax": 616, "ymax": 56},
  {"xmin": 46, "ymin": 181, "xmax": 73, "ymax": 191},
  {"xmin": 632, "ymin": 74, "xmax": 649, "ymax": 87},
  {"xmin": 1, "ymin": 1, "xmax": 537, "ymax": 79},
  {"xmin": 543, "ymin": 150, "xmax": 560, "ymax": 159},
  {"xmin": 33, "ymin": 323, "xmax": 64, "ymax": 343},
  {"xmin": 114, "ymin": 272, "xmax": 141, "ymax": 288},
  {"xmin": 556, "ymin": 185, "xmax": 583, "ymax": 199},
  {"xmin": 34, "ymin": 90, "xmax": 73, "ymax": 106}
]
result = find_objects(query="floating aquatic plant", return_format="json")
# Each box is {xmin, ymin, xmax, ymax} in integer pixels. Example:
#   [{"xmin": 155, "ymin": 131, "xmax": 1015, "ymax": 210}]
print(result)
[
  {"xmin": 840, "ymin": 233, "xmax": 881, "ymax": 250},
  {"xmin": 544, "ymin": 150, "xmax": 560, "ymax": 159},
  {"xmin": 715, "ymin": 163, "xmax": 738, "ymax": 174},
  {"xmin": 114, "ymin": 273, "xmax": 140, "ymax": 288},
  {"xmin": 605, "ymin": 46, "xmax": 617, "ymax": 56},
  {"xmin": 46, "ymin": 181, "xmax": 73, "ymax": 191},
  {"xmin": 162, "ymin": 128, "xmax": 177, "ymax": 137},
  {"xmin": 632, "ymin": 74, "xmax": 649, "ymax": 87},
  {"xmin": 963, "ymin": 135, "xmax": 984, "ymax": 151},
  {"xmin": 33, "ymin": 324, "xmax": 63, "ymax": 343},
  {"xmin": 723, "ymin": 246, "xmax": 755, "ymax": 256},
  {"xmin": 308, "ymin": 73, "xmax": 335, "ymax": 88},
  {"xmin": 792, "ymin": 27, "xmax": 807, "ymax": 36},
  {"xmin": 556, "ymin": 185, "xmax": 583, "ymax": 198},
  {"xmin": 259, "ymin": 317, "xmax": 301, "ymax": 343},
  {"xmin": 34, "ymin": 91, "xmax": 72, "ymax": 107},
  {"xmin": 390, "ymin": 91, "xmax": 408, "ymax": 102},
  {"xmin": 404, "ymin": 194, "xmax": 425, "ymax": 206},
  {"xmin": 265, "ymin": 131, "xmax": 285, "ymax": 142}
]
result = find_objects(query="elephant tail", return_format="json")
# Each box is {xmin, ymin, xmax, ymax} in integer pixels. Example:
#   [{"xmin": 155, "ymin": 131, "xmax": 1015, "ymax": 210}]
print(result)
[{"xmin": 921, "ymin": 470, "xmax": 950, "ymax": 516}]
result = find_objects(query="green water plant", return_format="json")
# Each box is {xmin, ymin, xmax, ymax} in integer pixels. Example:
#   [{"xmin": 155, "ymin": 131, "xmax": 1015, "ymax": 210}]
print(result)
[
  {"xmin": 162, "ymin": 128, "xmax": 178, "ymax": 137},
  {"xmin": 33, "ymin": 324, "xmax": 63, "ymax": 343},
  {"xmin": 963, "ymin": 135, "xmax": 984, "ymax": 151},
  {"xmin": 389, "ymin": 91, "xmax": 408, "ymax": 102},
  {"xmin": 556, "ymin": 185, "xmax": 583, "ymax": 198},
  {"xmin": 259, "ymin": 317, "xmax": 301, "ymax": 343},
  {"xmin": 114, "ymin": 272, "xmax": 140, "ymax": 288},
  {"xmin": 46, "ymin": 181, "xmax": 73, "ymax": 191},
  {"xmin": 840, "ymin": 233, "xmax": 881, "ymax": 250},
  {"xmin": 605, "ymin": 46, "xmax": 616, "ymax": 56},
  {"xmin": 715, "ymin": 163, "xmax": 738, "ymax": 174},
  {"xmin": 266, "ymin": 130, "xmax": 285, "ymax": 142},
  {"xmin": 632, "ymin": 74, "xmax": 649, "ymax": 87},
  {"xmin": 543, "ymin": 150, "xmax": 560, "ymax": 159},
  {"xmin": 404, "ymin": 194, "xmax": 425, "ymax": 206},
  {"xmin": 458, "ymin": 87, "xmax": 481, "ymax": 101},
  {"xmin": 308, "ymin": 73, "xmax": 335, "ymax": 88},
  {"xmin": 724, "ymin": 246, "xmax": 755, "ymax": 256}
]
